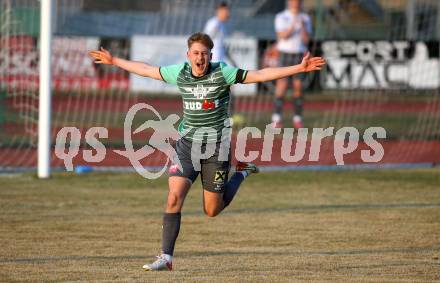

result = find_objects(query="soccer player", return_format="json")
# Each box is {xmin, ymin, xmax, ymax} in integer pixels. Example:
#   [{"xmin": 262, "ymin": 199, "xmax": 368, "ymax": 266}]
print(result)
[
  {"xmin": 272, "ymin": 0, "xmax": 312, "ymax": 129},
  {"xmin": 89, "ymin": 33, "xmax": 325, "ymax": 271}
]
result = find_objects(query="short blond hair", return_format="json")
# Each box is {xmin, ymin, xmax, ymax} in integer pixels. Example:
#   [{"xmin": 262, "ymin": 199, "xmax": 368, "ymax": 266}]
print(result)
[{"xmin": 187, "ymin": 32, "xmax": 214, "ymax": 50}]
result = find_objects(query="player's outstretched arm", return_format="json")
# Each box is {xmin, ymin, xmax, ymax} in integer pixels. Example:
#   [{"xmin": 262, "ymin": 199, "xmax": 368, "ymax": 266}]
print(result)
[
  {"xmin": 243, "ymin": 52, "xmax": 325, "ymax": 84},
  {"xmin": 88, "ymin": 47, "xmax": 162, "ymax": 80}
]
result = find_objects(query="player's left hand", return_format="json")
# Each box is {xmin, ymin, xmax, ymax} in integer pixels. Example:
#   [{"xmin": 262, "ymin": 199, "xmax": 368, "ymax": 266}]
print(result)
[{"xmin": 300, "ymin": 52, "xmax": 326, "ymax": 72}]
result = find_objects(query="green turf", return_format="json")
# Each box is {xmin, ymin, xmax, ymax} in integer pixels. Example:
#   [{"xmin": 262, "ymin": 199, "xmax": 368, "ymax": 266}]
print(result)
[{"xmin": 0, "ymin": 170, "xmax": 439, "ymax": 282}]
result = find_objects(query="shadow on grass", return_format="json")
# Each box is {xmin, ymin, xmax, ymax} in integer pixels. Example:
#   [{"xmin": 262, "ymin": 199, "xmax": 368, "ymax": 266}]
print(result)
[
  {"xmin": 224, "ymin": 202, "xmax": 440, "ymax": 215},
  {"xmin": 2, "ymin": 245, "xmax": 439, "ymax": 265},
  {"xmin": 2, "ymin": 203, "xmax": 438, "ymax": 219}
]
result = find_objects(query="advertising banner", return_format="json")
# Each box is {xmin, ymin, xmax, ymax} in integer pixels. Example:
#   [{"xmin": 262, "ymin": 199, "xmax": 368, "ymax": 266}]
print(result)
[
  {"xmin": 0, "ymin": 36, "xmax": 128, "ymax": 92},
  {"xmin": 321, "ymin": 40, "xmax": 440, "ymax": 90}
]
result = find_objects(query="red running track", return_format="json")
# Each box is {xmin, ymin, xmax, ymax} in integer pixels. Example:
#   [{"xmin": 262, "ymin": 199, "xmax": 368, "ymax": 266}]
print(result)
[
  {"xmin": 1, "ymin": 139, "xmax": 439, "ymax": 169},
  {"xmin": 5, "ymin": 96, "xmax": 440, "ymax": 114}
]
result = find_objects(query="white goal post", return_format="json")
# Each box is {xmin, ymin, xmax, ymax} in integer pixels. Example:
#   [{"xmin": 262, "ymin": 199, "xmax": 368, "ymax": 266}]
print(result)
[{"xmin": 37, "ymin": 0, "xmax": 52, "ymax": 178}]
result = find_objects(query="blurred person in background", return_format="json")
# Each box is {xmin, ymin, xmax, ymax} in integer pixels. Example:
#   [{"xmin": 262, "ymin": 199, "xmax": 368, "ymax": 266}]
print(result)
[
  {"xmin": 204, "ymin": 1, "xmax": 243, "ymax": 126},
  {"xmin": 204, "ymin": 1, "xmax": 229, "ymax": 63},
  {"xmin": 272, "ymin": 0, "xmax": 312, "ymax": 129}
]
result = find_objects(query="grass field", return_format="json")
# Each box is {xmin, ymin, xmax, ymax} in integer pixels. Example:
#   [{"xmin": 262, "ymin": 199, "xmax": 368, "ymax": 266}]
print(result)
[{"xmin": 1, "ymin": 170, "xmax": 440, "ymax": 282}]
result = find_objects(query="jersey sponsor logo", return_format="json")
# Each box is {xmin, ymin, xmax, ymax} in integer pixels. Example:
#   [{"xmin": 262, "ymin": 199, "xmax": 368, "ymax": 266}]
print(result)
[
  {"xmin": 184, "ymin": 99, "xmax": 219, "ymax": 110},
  {"xmin": 202, "ymin": 99, "xmax": 216, "ymax": 110},
  {"xmin": 181, "ymin": 84, "xmax": 219, "ymax": 99}
]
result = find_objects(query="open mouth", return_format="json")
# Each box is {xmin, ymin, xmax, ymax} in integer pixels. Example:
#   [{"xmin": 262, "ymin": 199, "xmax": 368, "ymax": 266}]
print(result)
[{"xmin": 196, "ymin": 62, "xmax": 205, "ymax": 69}]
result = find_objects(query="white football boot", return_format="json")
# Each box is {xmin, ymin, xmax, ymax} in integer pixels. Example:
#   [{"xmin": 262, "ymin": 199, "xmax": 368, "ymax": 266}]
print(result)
[{"xmin": 142, "ymin": 254, "xmax": 172, "ymax": 271}]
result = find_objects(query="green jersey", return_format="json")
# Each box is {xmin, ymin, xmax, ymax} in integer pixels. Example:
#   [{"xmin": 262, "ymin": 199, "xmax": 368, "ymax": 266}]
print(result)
[{"xmin": 159, "ymin": 62, "xmax": 247, "ymax": 142}]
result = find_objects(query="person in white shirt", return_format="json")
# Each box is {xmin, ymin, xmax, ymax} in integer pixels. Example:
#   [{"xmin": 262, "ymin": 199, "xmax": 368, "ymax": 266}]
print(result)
[
  {"xmin": 273, "ymin": 0, "xmax": 312, "ymax": 129},
  {"xmin": 204, "ymin": 2, "xmax": 230, "ymax": 62},
  {"xmin": 204, "ymin": 2, "xmax": 241, "ymax": 121}
]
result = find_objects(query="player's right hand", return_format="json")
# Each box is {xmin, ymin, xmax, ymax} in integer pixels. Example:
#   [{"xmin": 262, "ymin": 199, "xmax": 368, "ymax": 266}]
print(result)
[{"xmin": 88, "ymin": 47, "xmax": 113, "ymax": 65}]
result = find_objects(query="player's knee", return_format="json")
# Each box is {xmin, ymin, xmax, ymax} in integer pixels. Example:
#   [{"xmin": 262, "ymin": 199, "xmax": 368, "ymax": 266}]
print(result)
[
  {"xmin": 275, "ymin": 82, "xmax": 287, "ymax": 96},
  {"xmin": 166, "ymin": 194, "xmax": 182, "ymax": 210},
  {"xmin": 203, "ymin": 205, "xmax": 221, "ymax": 217},
  {"xmin": 204, "ymin": 210, "xmax": 220, "ymax": 217},
  {"xmin": 293, "ymin": 81, "xmax": 302, "ymax": 93}
]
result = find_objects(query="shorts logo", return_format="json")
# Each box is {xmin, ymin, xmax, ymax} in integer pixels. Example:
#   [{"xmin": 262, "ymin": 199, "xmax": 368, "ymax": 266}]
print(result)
[
  {"xmin": 214, "ymin": 184, "xmax": 223, "ymax": 191},
  {"xmin": 214, "ymin": 170, "xmax": 226, "ymax": 184},
  {"xmin": 169, "ymin": 164, "xmax": 179, "ymax": 174}
]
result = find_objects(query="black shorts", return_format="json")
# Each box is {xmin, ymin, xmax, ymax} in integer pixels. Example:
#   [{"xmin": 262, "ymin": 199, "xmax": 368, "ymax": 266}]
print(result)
[
  {"xmin": 168, "ymin": 138, "xmax": 231, "ymax": 193},
  {"xmin": 278, "ymin": 52, "xmax": 306, "ymax": 80}
]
